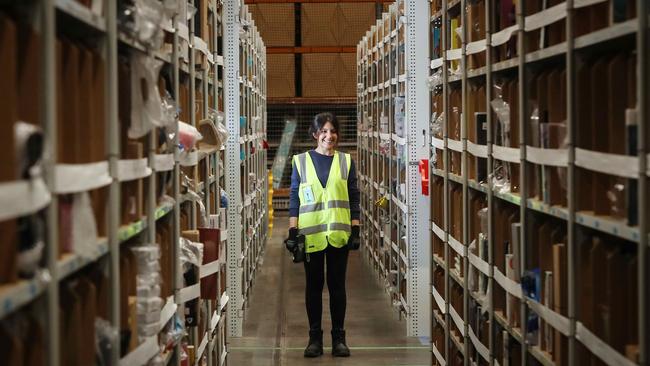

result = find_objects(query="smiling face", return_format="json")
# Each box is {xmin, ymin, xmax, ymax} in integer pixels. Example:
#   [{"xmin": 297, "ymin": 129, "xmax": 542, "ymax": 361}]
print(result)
[{"xmin": 313, "ymin": 121, "xmax": 338, "ymax": 154}]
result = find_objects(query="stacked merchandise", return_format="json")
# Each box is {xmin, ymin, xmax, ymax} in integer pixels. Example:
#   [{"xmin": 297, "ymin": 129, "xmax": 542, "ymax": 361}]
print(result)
[
  {"xmin": 428, "ymin": 0, "xmax": 644, "ymax": 366},
  {"xmin": 0, "ymin": 0, "xmax": 240, "ymax": 365},
  {"xmin": 224, "ymin": 3, "xmax": 269, "ymax": 338},
  {"xmin": 357, "ymin": 0, "xmax": 432, "ymax": 337}
]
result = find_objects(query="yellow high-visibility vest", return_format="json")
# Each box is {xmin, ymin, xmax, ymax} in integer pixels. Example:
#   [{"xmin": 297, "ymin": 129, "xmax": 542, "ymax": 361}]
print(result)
[{"xmin": 293, "ymin": 151, "xmax": 352, "ymax": 253}]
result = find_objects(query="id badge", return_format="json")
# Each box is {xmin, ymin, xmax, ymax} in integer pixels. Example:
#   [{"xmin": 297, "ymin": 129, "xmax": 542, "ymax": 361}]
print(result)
[{"xmin": 303, "ymin": 185, "xmax": 315, "ymax": 203}]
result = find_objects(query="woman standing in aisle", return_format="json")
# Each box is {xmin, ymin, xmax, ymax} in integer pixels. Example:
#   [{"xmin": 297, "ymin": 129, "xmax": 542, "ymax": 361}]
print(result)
[{"xmin": 284, "ymin": 112, "xmax": 361, "ymax": 358}]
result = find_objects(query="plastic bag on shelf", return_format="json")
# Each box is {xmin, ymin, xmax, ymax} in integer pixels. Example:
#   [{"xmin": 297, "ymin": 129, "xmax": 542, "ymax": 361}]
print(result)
[
  {"xmin": 161, "ymin": 313, "xmax": 185, "ymax": 352},
  {"xmin": 160, "ymin": 91, "xmax": 179, "ymax": 130},
  {"xmin": 176, "ymin": 121, "xmax": 203, "ymax": 152},
  {"xmin": 180, "ymin": 237, "xmax": 203, "ymax": 272},
  {"xmin": 490, "ymin": 85, "xmax": 512, "ymax": 194},
  {"xmin": 427, "ymin": 68, "xmax": 443, "ymax": 91},
  {"xmin": 96, "ymin": 318, "xmax": 119, "ymax": 366},
  {"xmin": 119, "ymin": 0, "xmax": 165, "ymax": 49},
  {"xmin": 129, "ymin": 53, "xmax": 165, "ymax": 139},
  {"xmin": 181, "ymin": 189, "xmax": 208, "ymax": 228}
]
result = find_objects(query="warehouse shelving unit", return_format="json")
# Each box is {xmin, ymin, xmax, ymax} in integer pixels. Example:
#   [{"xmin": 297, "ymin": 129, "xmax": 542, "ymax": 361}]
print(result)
[
  {"xmin": 429, "ymin": 0, "xmax": 647, "ymax": 365},
  {"xmin": 224, "ymin": 1, "xmax": 268, "ymax": 338},
  {"xmin": 356, "ymin": 0, "xmax": 430, "ymax": 337},
  {"xmin": 0, "ymin": 1, "xmax": 259, "ymax": 365}
]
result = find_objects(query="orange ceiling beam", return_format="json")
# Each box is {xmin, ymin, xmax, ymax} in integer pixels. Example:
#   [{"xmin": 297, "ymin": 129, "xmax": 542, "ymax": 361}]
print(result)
[
  {"xmin": 246, "ymin": 0, "xmax": 391, "ymax": 3},
  {"xmin": 267, "ymin": 46, "xmax": 357, "ymax": 54}
]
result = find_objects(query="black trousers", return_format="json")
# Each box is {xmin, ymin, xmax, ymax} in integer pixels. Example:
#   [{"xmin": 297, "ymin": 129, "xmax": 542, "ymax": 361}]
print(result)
[{"xmin": 303, "ymin": 244, "xmax": 349, "ymax": 331}]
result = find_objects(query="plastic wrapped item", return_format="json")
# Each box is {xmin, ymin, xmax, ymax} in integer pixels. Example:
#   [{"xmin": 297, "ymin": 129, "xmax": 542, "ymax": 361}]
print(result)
[
  {"xmin": 427, "ymin": 68, "xmax": 443, "ymax": 91},
  {"xmin": 138, "ymin": 310, "xmax": 162, "ymax": 325},
  {"xmin": 490, "ymin": 85, "xmax": 513, "ymax": 194},
  {"xmin": 96, "ymin": 318, "xmax": 119, "ymax": 366},
  {"xmin": 160, "ymin": 91, "xmax": 179, "ymax": 130},
  {"xmin": 394, "ymin": 97, "xmax": 405, "ymax": 137},
  {"xmin": 180, "ymin": 238, "xmax": 203, "ymax": 271},
  {"xmin": 176, "ymin": 121, "xmax": 203, "ymax": 152},
  {"xmin": 137, "ymin": 272, "xmax": 162, "ymax": 287},
  {"xmin": 137, "ymin": 296, "xmax": 164, "ymax": 314},
  {"xmin": 182, "ymin": 189, "xmax": 208, "ymax": 228},
  {"xmin": 161, "ymin": 313, "xmax": 185, "ymax": 352},
  {"xmin": 129, "ymin": 53, "xmax": 165, "ymax": 139},
  {"xmin": 119, "ymin": 0, "xmax": 165, "ymax": 49},
  {"xmin": 379, "ymin": 138, "xmax": 391, "ymax": 155},
  {"xmin": 71, "ymin": 192, "xmax": 99, "ymax": 259},
  {"xmin": 137, "ymin": 284, "xmax": 161, "ymax": 298}
]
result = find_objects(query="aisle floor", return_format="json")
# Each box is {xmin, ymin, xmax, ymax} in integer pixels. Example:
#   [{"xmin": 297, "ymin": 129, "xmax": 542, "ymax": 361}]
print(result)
[{"xmin": 228, "ymin": 216, "xmax": 431, "ymax": 366}]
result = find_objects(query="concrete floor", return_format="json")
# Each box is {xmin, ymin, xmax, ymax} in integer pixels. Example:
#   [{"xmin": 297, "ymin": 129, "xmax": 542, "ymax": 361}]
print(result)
[{"xmin": 228, "ymin": 216, "xmax": 431, "ymax": 366}]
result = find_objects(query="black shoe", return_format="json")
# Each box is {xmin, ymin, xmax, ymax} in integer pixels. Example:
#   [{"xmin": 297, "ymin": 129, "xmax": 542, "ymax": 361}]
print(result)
[
  {"xmin": 331, "ymin": 329, "xmax": 350, "ymax": 357},
  {"xmin": 304, "ymin": 329, "xmax": 323, "ymax": 358}
]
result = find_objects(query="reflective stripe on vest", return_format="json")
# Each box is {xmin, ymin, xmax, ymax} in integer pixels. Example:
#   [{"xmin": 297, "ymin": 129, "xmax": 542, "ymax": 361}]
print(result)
[{"xmin": 294, "ymin": 151, "xmax": 352, "ymax": 253}]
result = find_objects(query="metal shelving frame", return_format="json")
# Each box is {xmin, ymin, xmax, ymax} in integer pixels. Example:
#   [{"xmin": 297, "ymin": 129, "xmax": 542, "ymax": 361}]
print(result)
[
  {"xmin": 224, "ymin": 1, "xmax": 267, "ymax": 338},
  {"xmin": 429, "ymin": 1, "xmax": 648, "ymax": 365},
  {"xmin": 356, "ymin": 0, "xmax": 430, "ymax": 338},
  {"xmin": 0, "ymin": 1, "xmax": 234, "ymax": 365}
]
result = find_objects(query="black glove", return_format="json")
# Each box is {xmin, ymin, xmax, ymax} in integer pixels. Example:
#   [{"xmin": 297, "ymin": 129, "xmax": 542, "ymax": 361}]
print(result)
[
  {"xmin": 348, "ymin": 226, "xmax": 360, "ymax": 250},
  {"xmin": 284, "ymin": 228, "xmax": 305, "ymax": 263},
  {"xmin": 284, "ymin": 227, "xmax": 299, "ymax": 252}
]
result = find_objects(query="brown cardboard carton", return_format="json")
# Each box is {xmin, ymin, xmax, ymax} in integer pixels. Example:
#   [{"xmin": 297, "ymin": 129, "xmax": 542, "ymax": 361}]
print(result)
[
  {"xmin": 0, "ymin": 322, "xmax": 24, "ymax": 366},
  {"xmin": 553, "ymin": 243, "xmax": 567, "ymax": 364},
  {"xmin": 605, "ymin": 247, "xmax": 626, "ymax": 353},
  {"xmin": 0, "ymin": 14, "xmax": 18, "ymax": 284},
  {"xmin": 59, "ymin": 40, "xmax": 81, "ymax": 163},
  {"xmin": 590, "ymin": 237, "xmax": 607, "ymax": 340},
  {"xmin": 199, "ymin": 228, "xmax": 220, "ymax": 300},
  {"xmin": 525, "ymin": 0, "xmax": 542, "ymax": 52},
  {"xmin": 16, "ymin": 23, "xmax": 41, "ymax": 126},
  {"xmin": 590, "ymin": 59, "xmax": 610, "ymax": 215},
  {"xmin": 60, "ymin": 283, "xmax": 83, "ymax": 365},
  {"xmin": 76, "ymin": 277, "xmax": 98, "ymax": 365},
  {"xmin": 575, "ymin": 60, "xmax": 593, "ymax": 211},
  {"xmin": 78, "ymin": 47, "xmax": 94, "ymax": 164},
  {"xmin": 91, "ymin": 51, "xmax": 108, "ymax": 236},
  {"xmin": 24, "ymin": 316, "xmax": 45, "ymax": 366}
]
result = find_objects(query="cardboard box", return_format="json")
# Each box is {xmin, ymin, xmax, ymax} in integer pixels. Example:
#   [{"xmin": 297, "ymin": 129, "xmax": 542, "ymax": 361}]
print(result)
[
  {"xmin": 0, "ymin": 14, "xmax": 18, "ymax": 285},
  {"xmin": 302, "ymin": 53, "xmax": 356, "ymax": 97},
  {"xmin": 591, "ymin": 58, "xmax": 610, "ymax": 215},
  {"xmin": 60, "ymin": 283, "xmax": 83, "ymax": 365},
  {"xmin": 249, "ymin": 4, "xmax": 295, "ymax": 47},
  {"xmin": 58, "ymin": 39, "xmax": 81, "ymax": 163},
  {"xmin": 16, "ymin": 23, "xmax": 41, "ymax": 126},
  {"xmin": 199, "ymin": 228, "xmax": 220, "ymax": 300}
]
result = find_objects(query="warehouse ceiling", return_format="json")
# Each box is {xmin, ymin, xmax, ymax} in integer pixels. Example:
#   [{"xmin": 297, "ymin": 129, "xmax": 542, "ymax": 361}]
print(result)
[{"xmin": 245, "ymin": 0, "xmax": 387, "ymax": 100}]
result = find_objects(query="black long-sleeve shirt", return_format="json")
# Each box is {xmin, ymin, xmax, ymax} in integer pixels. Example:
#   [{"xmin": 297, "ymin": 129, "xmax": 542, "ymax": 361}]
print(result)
[{"xmin": 289, "ymin": 150, "xmax": 360, "ymax": 220}]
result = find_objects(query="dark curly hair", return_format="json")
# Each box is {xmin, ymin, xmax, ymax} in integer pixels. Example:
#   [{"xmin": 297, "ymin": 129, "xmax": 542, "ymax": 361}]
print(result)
[{"xmin": 309, "ymin": 112, "xmax": 340, "ymax": 139}]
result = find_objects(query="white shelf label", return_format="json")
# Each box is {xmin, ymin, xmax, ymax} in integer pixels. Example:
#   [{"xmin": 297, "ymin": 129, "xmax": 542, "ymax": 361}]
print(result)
[
  {"xmin": 430, "ymin": 57, "xmax": 443, "ymax": 70},
  {"xmin": 447, "ymin": 138, "xmax": 463, "ymax": 152},
  {"xmin": 448, "ymin": 235, "xmax": 465, "ymax": 258},
  {"xmin": 492, "ymin": 145, "xmax": 521, "ymax": 163},
  {"xmin": 575, "ymin": 148, "xmax": 639, "ymax": 179},
  {"xmin": 119, "ymin": 336, "xmax": 159, "ymax": 366},
  {"xmin": 54, "ymin": 161, "xmax": 112, "ymax": 194},
  {"xmin": 466, "ymin": 39, "xmax": 487, "ymax": 55},
  {"xmin": 467, "ymin": 141, "xmax": 488, "ymax": 158},
  {"xmin": 576, "ymin": 322, "xmax": 637, "ymax": 366},
  {"xmin": 446, "ymin": 48, "xmax": 462, "ymax": 61},
  {"xmin": 525, "ymin": 298, "xmax": 571, "ymax": 336},
  {"xmin": 526, "ymin": 146, "xmax": 568, "ymax": 167},
  {"xmin": 468, "ymin": 326, "xmax": 489, "ymax": 361},
  {"xmin": 117, "ymin": 158, "xmax": 152, "ymax": 182},
  {"xmin": 178, "ymin": 283, "xmax": 201, "ymax": 303},
  {"xmin": 493, "ymin": 267, "xmax": 522, "ymax": 299},
  {"xmin": 432, "ymin": 285, "xmax": 446, "ymax": 314},
  {"xmin": 158, "ymin": 299, "xmax": 178, "ymax": 332},
  {"xmin": 525, "ymin": 2, "xmax": 567, "ymax": 31},
  {"xmin": 491, "ymin": 24, "xmax": 518, "ymax": 47},
  {"xmin": 0, "ymin": 177, "xmax": 51, "ymax": 221},
  {"xmin": 153, "ymin": 154, "xmax": 175, "ymax": 172},
  {"xmin": 200, "ymin": 260, "xmax": 220, "ymax": 278}
]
